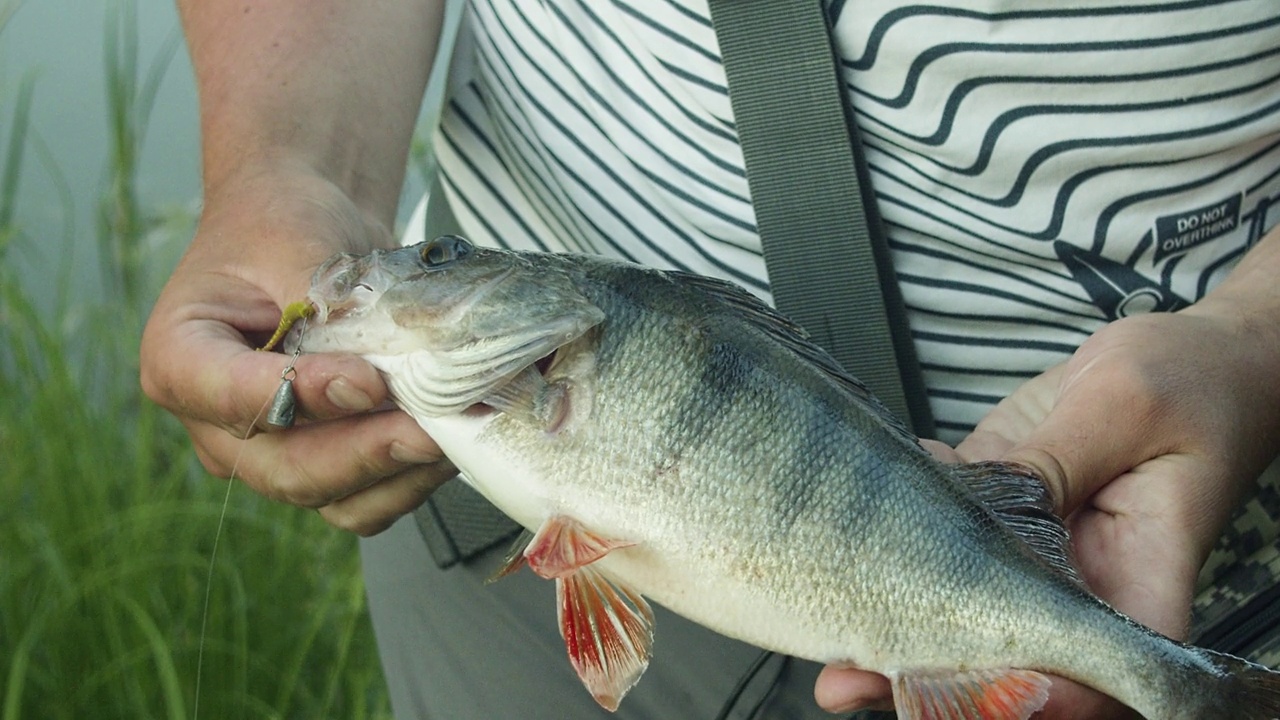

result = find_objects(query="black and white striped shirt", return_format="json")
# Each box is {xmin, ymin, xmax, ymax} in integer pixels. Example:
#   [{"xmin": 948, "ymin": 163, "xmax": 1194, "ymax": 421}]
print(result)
[{"xmin": 434, "ymin": 0, "xmax": 1280, "ymax": 441}]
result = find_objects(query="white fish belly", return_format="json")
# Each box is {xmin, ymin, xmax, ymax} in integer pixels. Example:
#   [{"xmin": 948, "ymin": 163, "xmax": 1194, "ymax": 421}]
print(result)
[{"xmin": 414, "ymin": 412, "xmax": 878, "ymax": 667}]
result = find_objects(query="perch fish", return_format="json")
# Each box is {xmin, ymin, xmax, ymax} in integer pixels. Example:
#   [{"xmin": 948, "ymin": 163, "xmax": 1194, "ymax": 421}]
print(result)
[{"xmin": 286, "ymin": 236, "xmax": 1280, "ymax": 719}]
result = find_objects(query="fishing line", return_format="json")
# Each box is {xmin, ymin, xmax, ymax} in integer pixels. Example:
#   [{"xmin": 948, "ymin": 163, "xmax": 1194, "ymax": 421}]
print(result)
[{"xmin": 193, "ymin": 318, "xmax": 307, "ymax": 720}]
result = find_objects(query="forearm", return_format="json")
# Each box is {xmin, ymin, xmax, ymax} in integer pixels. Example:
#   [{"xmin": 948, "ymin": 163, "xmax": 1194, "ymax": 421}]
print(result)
[
  {"xmin": 1193, "ymin": 224, "xmax": 1280, "ymax": 328},
  {"xmin": 178, "ymin": 0, "xmax": 443, "ymax": 227},
  {"xmin": 1180, "ymin": 223, "xmax": 1280, "ymax": 494}
]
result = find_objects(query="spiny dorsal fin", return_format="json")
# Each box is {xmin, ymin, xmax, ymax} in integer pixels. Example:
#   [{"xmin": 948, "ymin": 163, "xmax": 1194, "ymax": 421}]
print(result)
[
  {"xmin": 664, "ymin": 271, "xmax": 923, "ymax": 452},
  {"xmin": 952, "ymin": 461, "xmax": 1082, "ymax": 584},
  {"xmin": 890, "ymin": 668, "xmax": 1051, "ymax": 720}
]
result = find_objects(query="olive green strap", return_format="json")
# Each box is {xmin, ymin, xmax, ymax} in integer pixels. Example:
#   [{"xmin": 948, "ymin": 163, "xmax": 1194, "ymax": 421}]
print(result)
[{"xmin": 708, "ymin": 0, "xmax": 934, "ymax": 438}]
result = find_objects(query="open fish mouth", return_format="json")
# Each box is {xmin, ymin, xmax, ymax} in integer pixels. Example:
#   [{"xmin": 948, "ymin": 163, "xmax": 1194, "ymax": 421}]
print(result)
[{"xmin": 305, "ymin": 251, "xmax": 389, "ymax": 324}]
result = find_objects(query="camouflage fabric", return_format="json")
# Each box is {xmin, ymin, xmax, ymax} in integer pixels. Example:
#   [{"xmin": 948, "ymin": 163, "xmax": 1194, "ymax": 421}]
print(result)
[{"xmin": 1190, "ymin": 457, "xmax": 1280, "ymax": 667}]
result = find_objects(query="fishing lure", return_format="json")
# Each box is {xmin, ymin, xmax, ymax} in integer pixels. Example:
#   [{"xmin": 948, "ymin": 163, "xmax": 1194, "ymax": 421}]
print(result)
[{"xmin": 258, "ymin": 300, "xmax": 315, "ymax": 429}]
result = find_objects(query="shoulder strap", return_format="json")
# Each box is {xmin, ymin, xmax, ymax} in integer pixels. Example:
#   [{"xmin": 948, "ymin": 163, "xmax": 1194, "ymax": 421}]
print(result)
[{"xmin": 708, "ymin": 0, "xmax": 935, "ymax": 438}]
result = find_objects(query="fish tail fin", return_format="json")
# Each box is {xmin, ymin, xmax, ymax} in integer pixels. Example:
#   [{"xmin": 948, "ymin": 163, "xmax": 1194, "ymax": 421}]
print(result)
[
  {"xmin": 1207, "ymin": 650, "xmax": 1280, "ymax": 720},
  {"xmin": 1173, "ymin": 648, "xmax": 1280, "ymax": 720}
]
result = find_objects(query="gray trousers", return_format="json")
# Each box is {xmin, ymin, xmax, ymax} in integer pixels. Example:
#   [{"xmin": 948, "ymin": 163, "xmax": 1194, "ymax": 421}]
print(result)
[{"xmin": 360, "ymin": 515, "xmax": 836, "ymax": 720}]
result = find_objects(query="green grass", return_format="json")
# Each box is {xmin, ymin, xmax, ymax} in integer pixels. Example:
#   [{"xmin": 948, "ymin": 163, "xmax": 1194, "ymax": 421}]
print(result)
[
  {"xmin": 0, "ymin": 3, "xmax": 393, "ymax": 718},
  {"xmin": 0, "ymin": 292, "xmax": 393, "ymax": 719}
]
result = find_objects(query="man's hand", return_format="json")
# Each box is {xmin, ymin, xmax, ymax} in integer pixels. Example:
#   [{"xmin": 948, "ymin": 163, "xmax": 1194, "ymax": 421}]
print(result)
[
  {"xmin": 143, "ymin": 0, "xmax": 449, "ymax": 534},
  {"xmin": 814, "ymin": 295, "xmax": 1280, "ymax": 717},
  {"xmin": 140, "ymin": 167, "xmax": 455, "ymax": 535}
]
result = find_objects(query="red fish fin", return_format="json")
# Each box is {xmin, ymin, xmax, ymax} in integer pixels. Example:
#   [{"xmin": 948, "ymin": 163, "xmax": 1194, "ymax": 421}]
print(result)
[
  {"xmin": 486, "ymin": 529, "xmax": 534, "ymax": 584},
  {"xmin": 890, "ymin": 668, "xmax": 1050, "ymax": 720},
  {"xmin": 556, "ymin": 566, "xmax": 655, "ymax": 711},
  {"xmin": 525, "ymin": 515, "xmax": 636, "ymax": 579}
]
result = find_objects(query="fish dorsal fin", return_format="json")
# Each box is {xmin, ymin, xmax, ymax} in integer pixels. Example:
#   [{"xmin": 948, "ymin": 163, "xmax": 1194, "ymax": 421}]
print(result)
[
  {"xmin": 952, "ymin": 461, "xmax": 1082, "ymax": 584},
  {"xmin": 524, "ymin": 515, "xmax": 637, "ymax": 580},
  {"xmin": 664, "ymin": 271, "xmax": 923, "ymax": 451},
  {"xmin": 890, "ymin": 668, "xmax": 1051, "ymax": 720},
  {"xmin": 557, "ymin": 566, "xmax": 655, "ymax": 711}
]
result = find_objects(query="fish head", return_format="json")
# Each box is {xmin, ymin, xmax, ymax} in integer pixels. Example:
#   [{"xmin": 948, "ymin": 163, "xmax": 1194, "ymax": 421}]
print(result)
[{"xmin": 289, "ymin": 236, "xmax": 605, "ymax": 415}]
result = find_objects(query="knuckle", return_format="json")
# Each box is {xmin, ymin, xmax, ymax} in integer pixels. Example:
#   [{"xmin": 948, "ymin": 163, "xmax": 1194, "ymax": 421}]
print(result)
[
  {"xmin": 209, "ymin": 392, "xmax": 257, "ymax": 438},
  {"xmin": 269, "ymin": 466, "xmax": 330, "ymax": 509},
  {"xmin": 1010, "ymin": 446, "xmax": 1071, "ymax": 515},
  {"xmin": 138, "ymin": 364, "xmax": 166, "ymax": 406},
  {"xmin": 320, "ymin": 505, "xmax": 395, "ymax": 537},
  {"xmin": 1091, "ymin": 347, "xmax": 1182, "ymax": 419},
  {"xmin": 192, "ymin": 442, "xmax": 233, "ymax": 479}
]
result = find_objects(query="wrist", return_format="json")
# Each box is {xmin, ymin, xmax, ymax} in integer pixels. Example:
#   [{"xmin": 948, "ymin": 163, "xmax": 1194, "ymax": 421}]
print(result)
[
  {"xmin": 1178, "ymin": 295, "xmax": 1280, "ymax": 493},
  {"xmin": 188, "ymin": 160, "xmax": 396, "ymax": 304}
]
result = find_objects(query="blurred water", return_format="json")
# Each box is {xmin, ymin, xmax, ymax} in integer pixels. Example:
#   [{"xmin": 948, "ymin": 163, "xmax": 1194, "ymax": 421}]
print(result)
[
  {"xmin": 0, "ymin": 0, "xmax": 198, "ymax": 309},
  {"xmin": 0, "ymin": 0, "xmax": 456, "ymax": 313}
]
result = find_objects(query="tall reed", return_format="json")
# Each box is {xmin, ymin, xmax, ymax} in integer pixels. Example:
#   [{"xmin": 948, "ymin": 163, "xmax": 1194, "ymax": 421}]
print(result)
[{"xmin": 0, "ymin": 3, "xmax": 392, "ymax": 718}]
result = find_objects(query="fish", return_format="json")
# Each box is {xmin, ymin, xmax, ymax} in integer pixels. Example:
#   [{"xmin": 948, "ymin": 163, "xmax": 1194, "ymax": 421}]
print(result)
[{"xmin": 286, "ymin": 235, "xmax": 1280, "ymax": 719}]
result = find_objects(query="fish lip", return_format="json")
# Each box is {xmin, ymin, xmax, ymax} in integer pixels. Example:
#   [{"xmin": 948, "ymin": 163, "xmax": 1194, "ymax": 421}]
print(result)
[{"xmin": 306, "ymin": 251, "xmax": 388, "ymax": 324}]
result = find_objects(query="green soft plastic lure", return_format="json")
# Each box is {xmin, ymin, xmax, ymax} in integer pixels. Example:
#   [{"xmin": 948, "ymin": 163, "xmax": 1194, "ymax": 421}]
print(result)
[{"xmin": 259, "ymin": 301, "xmax": 315, "ymax": 429}]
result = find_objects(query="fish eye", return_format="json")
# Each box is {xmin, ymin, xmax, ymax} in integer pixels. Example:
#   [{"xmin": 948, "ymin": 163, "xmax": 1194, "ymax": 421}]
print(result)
[{"xmin": 420, "ymin": 235, "xmax": 474, "ymax": 268}]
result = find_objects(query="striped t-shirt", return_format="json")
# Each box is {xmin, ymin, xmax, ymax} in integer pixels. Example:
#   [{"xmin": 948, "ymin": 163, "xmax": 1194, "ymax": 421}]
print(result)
[{"xmin": 434, "ymin": 0, "xmax": 1280, "ymax": 442}]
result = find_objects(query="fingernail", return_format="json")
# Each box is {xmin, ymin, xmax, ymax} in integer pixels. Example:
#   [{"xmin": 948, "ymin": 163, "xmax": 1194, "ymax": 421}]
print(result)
[
  {"xmin": 390, "ymin": 440, "xmax": 439, "ymax": 465},
  {"xmin": 326, "ymin": 378, "xmax": 374, "ymax": 412}
]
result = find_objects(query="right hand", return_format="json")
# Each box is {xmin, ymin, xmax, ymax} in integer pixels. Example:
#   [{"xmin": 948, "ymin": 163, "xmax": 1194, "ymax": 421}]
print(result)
[{"xmin": 140, "ymin": 163, "xmax": 457, "ymax": 535}]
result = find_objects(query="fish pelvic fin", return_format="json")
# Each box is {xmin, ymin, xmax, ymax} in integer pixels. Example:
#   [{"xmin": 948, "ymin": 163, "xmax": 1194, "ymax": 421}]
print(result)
[
  {"xmin": 952, "ymin": 461, "xmax": 1082, "ymax": 585},
  {"xmin": 889, "ymin": 668, "xmax": 1050, "ymax": 720},
  {"xmin": 557, "ymin": 566, "xmax": 655, "ymax": 712},
  {"xmin": 525, "ymin": 515, "xmax": 636, "ymax": 580},
  {"xmin": 486, "ymin": 528, "xmax": 535, "ymax": 584}
]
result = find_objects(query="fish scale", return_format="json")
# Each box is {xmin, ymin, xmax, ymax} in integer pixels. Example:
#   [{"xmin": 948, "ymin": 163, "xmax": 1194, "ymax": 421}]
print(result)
[{"xmin": 288, "ymin": 235, "xmax": 1280, "ymax": 719}]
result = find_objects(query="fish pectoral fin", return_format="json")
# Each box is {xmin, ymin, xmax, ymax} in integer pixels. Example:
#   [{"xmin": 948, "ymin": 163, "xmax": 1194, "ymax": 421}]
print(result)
[
  {"xmin": 556, "ymin": 566, "xmax": 654, "ymax": 712},
  {"xmin": 483, "ymin": 365, "xmax": 570, "ymax": 432},
  {"xmin": 525, "ymin": 515, "xmax": 636, "ymax": 580},
  {"xmin": 889, "ymin": 668, "xmax": 1050, "ymax": 720},
  {"xmin": 486, "ymin": 529, "xmax": 535, "ymax": 584}
]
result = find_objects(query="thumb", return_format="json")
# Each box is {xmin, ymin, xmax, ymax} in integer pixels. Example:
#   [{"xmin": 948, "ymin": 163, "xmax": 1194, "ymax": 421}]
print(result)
[{"xmin": 997, "ymin": 366, "xmax": 1162, "ymax": 517}]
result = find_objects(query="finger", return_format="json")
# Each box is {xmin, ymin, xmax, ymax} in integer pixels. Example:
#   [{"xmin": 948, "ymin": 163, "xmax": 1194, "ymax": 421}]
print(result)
[
  {"xmin": 190, "ymin": 408, "xmax": 442, "ymax": 508},
  {"xmin": 166, "ymin": 321, "xmax": 389, "ymax": 437},
  {"xmin": 813, "ymin": 665, "xmax": 892, "ymax": 713},
  {"xmin": 998, "ymin": 368, "xmax": 1171, "ymax": 517},
  {"xmin": 813, "ymin": 665, "xmax": 1138, "ymax": 720},
  {"xmin": 954, "ymin": 365, "xmax": 1066, "ymax": 464},
  {"xmin": 919, "ymin": 438, "xmax": 962, "ymax": 464},
  {"xmin": 318, "ymin": 462, "xmax": 458, "ymax": 536},
  {"xmin": 1039, "ymin": 676, "xmax": 1139, "ymax": 720}
]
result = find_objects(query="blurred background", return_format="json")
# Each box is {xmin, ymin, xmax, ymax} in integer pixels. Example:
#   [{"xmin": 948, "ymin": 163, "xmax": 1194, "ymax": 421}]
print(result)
[{"xmin": 0, "ymin": 1, "xmax": 455, "ymax": 717}]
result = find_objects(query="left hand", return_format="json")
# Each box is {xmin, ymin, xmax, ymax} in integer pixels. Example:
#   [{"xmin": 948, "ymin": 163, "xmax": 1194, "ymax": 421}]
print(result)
[{"xmin": 813, "ymin": 300, "xmax": 1280, "ymax": 718}]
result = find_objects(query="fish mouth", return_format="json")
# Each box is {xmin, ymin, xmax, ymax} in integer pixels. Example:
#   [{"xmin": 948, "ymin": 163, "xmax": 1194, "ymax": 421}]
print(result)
[{"xmin": 305, "ymin": 251, "xmax": 391, "ymax": 324}]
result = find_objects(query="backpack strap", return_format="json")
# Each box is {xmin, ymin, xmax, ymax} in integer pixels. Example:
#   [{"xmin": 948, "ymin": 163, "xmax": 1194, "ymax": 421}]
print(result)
[
  {"xmin": 708, "ymin": 0, "xmax": 934, "ymax": 438},
  {"xmin": 416, "ymin": 1, "xmax": 937, "ymax": 569}
]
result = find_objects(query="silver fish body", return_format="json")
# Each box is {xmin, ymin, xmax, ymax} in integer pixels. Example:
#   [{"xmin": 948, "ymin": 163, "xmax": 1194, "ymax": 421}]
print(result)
[{"xmin": 291, "ymin": 236, "xmax": 1280, "ymax": 719}]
